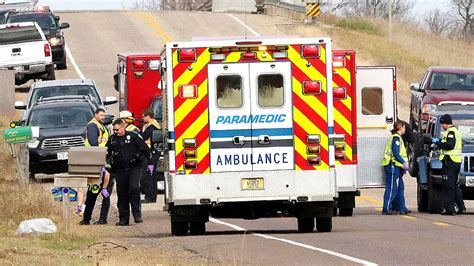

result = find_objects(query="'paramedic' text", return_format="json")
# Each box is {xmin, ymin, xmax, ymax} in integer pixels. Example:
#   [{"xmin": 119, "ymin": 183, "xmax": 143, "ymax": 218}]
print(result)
[{"xmin": 216, "ymin": 114, "xmax": 286, "ymax": 124}]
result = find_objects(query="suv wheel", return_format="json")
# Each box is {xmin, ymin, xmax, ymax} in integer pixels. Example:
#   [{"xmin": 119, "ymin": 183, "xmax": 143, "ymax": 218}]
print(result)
[
  {"xmin": 297, "ymin": 217, "xmax": 314, "ymax": 233},
  {"xmin": 408, "ymin": 133, "xmax": 422, "ymax": 177},
  {"xmin": 57, "ymin": 56, "xmax": 67, "ymax": 70},
  {"xmin": 427, "ymin": 171, "xmax": 442, "ymax": 213},
  {"xmin": 417, "ymin": 182, "xmax": 428, "ymax": 212}
]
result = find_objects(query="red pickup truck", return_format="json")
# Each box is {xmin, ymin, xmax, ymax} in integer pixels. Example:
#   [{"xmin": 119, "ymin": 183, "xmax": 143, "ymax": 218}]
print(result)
[{"xmin": 408, "ymin": 66, "xmax": 474, "ymax": 176}]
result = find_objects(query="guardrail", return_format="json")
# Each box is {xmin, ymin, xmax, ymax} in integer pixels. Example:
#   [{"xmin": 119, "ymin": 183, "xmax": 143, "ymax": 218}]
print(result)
[{"xmin": 263, "ymin": 0, "xmax": 305, "ymax": 13}]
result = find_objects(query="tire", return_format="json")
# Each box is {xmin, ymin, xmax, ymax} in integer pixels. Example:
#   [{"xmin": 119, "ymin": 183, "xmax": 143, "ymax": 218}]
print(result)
[
  {"xmin": 171, "ymin": 221, "xmax": 189, "ymax": 236},
  {"xmin": 189, "ymin": 222, "xmax": 206, "ymax": 235},
  {"xmin": 316, "ymin": 217, "xmax": 332, "ymax": 233},
  {"xmin": 56, "ymin": 58, "xmax": 67, "ymax": 70},
  {"xmin": 297, "ymin": 218, "xmax": 314, "ymax": 233},
  {"xmin": 29, "ymin": 172, "xmax": 36, "ymax": 183},
  {"xmin": 43, "ymin": 67, "xmax": 56, "ymax": 81},
  {"xmin": 417, "ymin": 182, "xmax": 428, "ymax": 212},
  {"xmin": 408, "ymin": 133, "xmax": 422, "ymax": 177},
  {"xmin": 338, "ymin": 207, "xmax": 353, "ymax": 217},
  {"xmin": 427, "ymin": 171, "xmax": 442, "ymax": 213}
]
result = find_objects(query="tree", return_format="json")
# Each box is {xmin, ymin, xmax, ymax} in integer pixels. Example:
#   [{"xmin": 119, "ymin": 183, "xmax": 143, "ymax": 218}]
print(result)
[
  {"xmin": 131, "ymin": 0, "xmax": 211, "ymax": 11},
  {"xmin": 424, "ymin": 8, "xmax": 454, "ymax": 35},
  {"xmin": 451, "ymin": 0, "xmax": 473, "ymax": 39},
  {"xmin": 336, "ymin": 0, "xmax": 414, "ymax": 21}
]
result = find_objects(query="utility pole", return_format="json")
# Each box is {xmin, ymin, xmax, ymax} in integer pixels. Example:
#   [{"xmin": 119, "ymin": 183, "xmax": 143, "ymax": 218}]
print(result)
[{"xmin": 388, "ymin": 0, "xmax": 392, "ymax": 42}]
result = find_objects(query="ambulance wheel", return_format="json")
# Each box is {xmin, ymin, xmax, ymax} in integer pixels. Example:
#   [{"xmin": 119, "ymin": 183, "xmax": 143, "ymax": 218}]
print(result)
[
  {"xmin": 297, "ymin": 218, "xmax": 314, "ymax": 233},
  {"xmin": 417, "ymin": 182, "xmax": 428, "ymax": 212},
  {"xmin": 171, "ymin": 221, "xmax": 189, "ymax": 236},
  {"xmin": 189, "ymin": 222, "xmax": 206, "ymax": 235},
  {"xmin": 338, "ymin": 207, "xmax": 353, "ymax": 217},
  {"xmin": 427, "ymin": 172, "xmax": 442, "ymax": 213},
  {"xmin": 316, "ymin": 217, "xmax": 332, "ymax": 232}
]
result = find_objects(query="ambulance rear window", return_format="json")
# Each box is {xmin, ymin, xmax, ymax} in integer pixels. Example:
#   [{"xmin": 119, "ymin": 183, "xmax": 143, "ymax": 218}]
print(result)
[
  {"xmin": 216, "ymin": 75, "xmax": 242, "ymax": 108},
  {"xmin": 258, "ymin": 74, "xmax": 284, "ymax": 107},
  {"xmin": 361, "ymin": 87, "xmax": 383, "ymax": 115}
]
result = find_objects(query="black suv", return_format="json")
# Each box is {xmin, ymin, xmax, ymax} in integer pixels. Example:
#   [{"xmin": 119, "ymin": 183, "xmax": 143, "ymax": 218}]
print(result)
[
  {"xmin": 26, "ymin": 96, "xmax": 95, "ymax": 178},
  {"xmin": 5, "ymin": 6, "xmax": 70, "ymax": 69},
  {"xmin": 415, "ymin": 109, "xmax": 474, "ymax": 213}
]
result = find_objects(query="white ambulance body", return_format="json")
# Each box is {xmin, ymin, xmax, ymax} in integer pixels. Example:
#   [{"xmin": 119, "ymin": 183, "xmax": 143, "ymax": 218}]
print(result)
[{"xmin": 161, "ymin": 38, "xmax": 339, "ymax": 236}]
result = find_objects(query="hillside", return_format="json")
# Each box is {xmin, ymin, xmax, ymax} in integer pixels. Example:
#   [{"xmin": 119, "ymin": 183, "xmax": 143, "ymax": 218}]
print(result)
[{"xmin": 278, "ymin": 15, "xmax": 474, "ymax": 119}]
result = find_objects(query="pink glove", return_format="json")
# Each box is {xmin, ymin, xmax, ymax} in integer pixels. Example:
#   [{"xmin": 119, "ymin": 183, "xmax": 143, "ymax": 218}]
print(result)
[
  {"xmin": 76, "ymin": 205, "xmax": 83, "ymax": 214},
  {"xmin": 101, "ymin": 188, "xmax": 110, "ymax": 198},
  {"xmin": 147, "ymin": 165, "xmax": 154, "ymax": 174},
  {"xmin": 403, "ymin": 162, "xmax": 409, "ymax": 170}
]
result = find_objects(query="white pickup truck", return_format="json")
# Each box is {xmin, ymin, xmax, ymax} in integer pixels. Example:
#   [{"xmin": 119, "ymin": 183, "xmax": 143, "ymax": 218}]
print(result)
[{"xmin": 0, "ymin": 21, "xmax": 55, "ymax": 85}]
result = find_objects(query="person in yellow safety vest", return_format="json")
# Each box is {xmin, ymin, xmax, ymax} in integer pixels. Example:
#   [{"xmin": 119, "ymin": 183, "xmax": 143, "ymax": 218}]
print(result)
[
  {"xmin": 119, "ymin": 110, "xmax": 141, "ymax": 134},
  {"xmin": 140, "ymin": 108, "xmax": 161, "ymax": 203},
  {"xmin": 431, "ymin": 114, "xmax": 466, "ymax": 215},
  {"xmin": 85, "ymin": 108, "xmax": 109, "ymax": 147},
  {"xmin": 381, "ymin": 120, "xmax": 411, "ymax": 215}
]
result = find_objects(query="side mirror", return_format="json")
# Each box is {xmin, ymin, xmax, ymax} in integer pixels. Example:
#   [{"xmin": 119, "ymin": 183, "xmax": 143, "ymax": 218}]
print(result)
[
  {"xmin": 103, "ymin": 114, "xmax": 114, "ymax": 125},
  {"xmin": 103, "ymin": 96, "xmax": 117, "ymax": 105},
  {"xmin": 409, "ymin": 82, "xmax": 421, "ymax": 92},
  {"xmin": 55, "ymin": 15, "xmax": 60, "ymax": 21},
  {"xmin": 422, "ymin": 134, "xmax": 433, "ymax": 145},
  {"xmin": 151, "ymin": 130, "xmax": 164, "ymax": 144},
  {"xmin": 59, "ymin": 22, "xmax": 70, "ymax": 29},
  {"xmin": 14, "ymin": 101, "xmax": 26, "ymax": 110},
  {"xmin": 113, "ymin": 74, "xmax": 119, "ymax": 92}
]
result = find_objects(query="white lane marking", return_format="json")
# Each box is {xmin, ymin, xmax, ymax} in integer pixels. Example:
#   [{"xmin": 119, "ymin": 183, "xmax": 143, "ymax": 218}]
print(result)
[
  {"xmin": 65, "ymin": 44, "xmax": 86, "ymax": 79},
  {"xmin": 226, "ymin": 14, "xmax": 261, "ymax": 37},
  {"xmin": 210, "ymin": 218, "xmax": 377, "ymax": 266}
]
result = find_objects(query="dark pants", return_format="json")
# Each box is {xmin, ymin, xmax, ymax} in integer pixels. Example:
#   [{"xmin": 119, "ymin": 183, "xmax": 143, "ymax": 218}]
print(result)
[
  {"xmin": 83, "ymin": 177, "xmax": 115, "ymax": 223},
  {"xmin": 442, "ymin": 157, "xmax": 465, "ymax": 213},
  {"xmin": 115, "ymin": 166, "xmax": 142, "ymax": 223},
  {"xmin": 143, "ymin": 169, "xmax": 159, "ymax": 201},
  {"xmin": 383, "ymin": 164, "xmax": 408, "ymax": 212}
]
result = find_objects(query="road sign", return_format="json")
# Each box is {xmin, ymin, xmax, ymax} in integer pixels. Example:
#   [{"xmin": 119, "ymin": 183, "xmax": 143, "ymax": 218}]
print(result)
[
  {"xmin": 306, "ymin": 3, "xmax": 321, "ymax": 17},
  {"xmin": 4, "ymin": 126, "xmax": 32, "ymax": 144}
]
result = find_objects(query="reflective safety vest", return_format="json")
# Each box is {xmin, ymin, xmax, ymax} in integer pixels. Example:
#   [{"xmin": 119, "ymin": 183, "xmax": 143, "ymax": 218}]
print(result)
[
  {"xmin": 126, "ymin": 124, "xmax": 140, "ymax": 133},
  {"xmin": 381, "ymin": 133, "xmax": 408, "ymax": 167},
  {"xmin": 85, "ymin": 118, "xmax": 109, "ymax": 147},
  {"xmin": 142, "ymin": 119, "xmax": 161, "ymax": 147},
  {"xmin": 440, "ymin": 126, "xmax": 462, "ymax": 163}
]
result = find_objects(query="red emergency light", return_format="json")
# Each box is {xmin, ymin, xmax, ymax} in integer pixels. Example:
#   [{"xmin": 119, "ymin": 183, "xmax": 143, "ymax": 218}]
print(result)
[
  {"xmin": 184, "ymin": 161, "xmax": 198, "ymax": 170},
  {"xmin": 333, "ymin": 55, "xmax": 346, "ymax": 68},
  {"xmin": 333, "ymin": 87, "xmax": 347, "ymax": 100},
  {"xmin": 44, "ymin": 44, "xmax": 51, "ymax": 57},
  {"xmin": 335, "ymin": 151, "xmax": 346, "ymax": 160},
  {"xmin": 307, "ymin": 156, "xmax": 321, "ymax": 166},
  {"xmin": 178, "ymin": 48, "xmax": 197, "ymax": 62},
  {"xmin": 236, "ymin": 41, "xmax": 262, "ymax": 46},
  {"xmin": 301, "ymin": 44, "xmax": 320, "ymax": 58},
  {"xmin": 178, "ymin": 84, "xmax": 198, "ymax": 99},
  {"xmin": 302, "ymin": 81, "xmax": 322, "ymax": 95},
  {"xmin": 132, "ymin": 60, "xmax": 145, "ymax": 71},
  {"xmin": 241, "ymin": 52, "xmax": 257, "ymax": 60}
]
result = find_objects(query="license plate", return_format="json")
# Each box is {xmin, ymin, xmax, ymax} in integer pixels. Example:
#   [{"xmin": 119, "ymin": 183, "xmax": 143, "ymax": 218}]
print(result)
[
  {"xmin": 57, "ymin": 152, "xmax": 68, "ymax": 160},
  {"xmin": 241, "ymin": 178, "xmax": 264, "ymax": 190}
]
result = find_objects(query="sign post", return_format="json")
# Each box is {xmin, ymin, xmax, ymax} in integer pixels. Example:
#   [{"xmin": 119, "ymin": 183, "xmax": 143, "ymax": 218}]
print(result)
[{"xmin": 3, "ymin": 126, "xmax": 33, "ymax": 184}]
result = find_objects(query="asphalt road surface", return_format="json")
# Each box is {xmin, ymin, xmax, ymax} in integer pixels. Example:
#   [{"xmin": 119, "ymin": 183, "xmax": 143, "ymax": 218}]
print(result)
[{"xmin": 23, "ymin": 10, "xmax": 474, "ymax": 265}]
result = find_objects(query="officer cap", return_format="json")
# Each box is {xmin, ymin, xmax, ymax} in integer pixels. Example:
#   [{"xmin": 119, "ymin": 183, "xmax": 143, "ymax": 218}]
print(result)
[
  {"xmin": 119, "ymin": 110, "xmax": 134, "ymax": 120},
  {"xmin": 439, "ymin": 114, "xmax": 452, "ymax": 125}
]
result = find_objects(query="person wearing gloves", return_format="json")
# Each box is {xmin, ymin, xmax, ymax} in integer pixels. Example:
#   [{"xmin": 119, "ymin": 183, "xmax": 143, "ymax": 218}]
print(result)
[
  {"xmin": 381, "ymin": 120, "xmax": 412, "ymax": 215},
  {"xmin": 107, "ymin": 118, "xmax": 150, "ymax": 226},
  {"xmin": 79, "ymin": 167, "xmax": 111, "ymax": 225},
  {"xmin": 140, "ymin": 108, "xmax": 161, "ymax": 204},
  {"xmin": 118, "ymin": 110, "xmax": 141, "ymax": 134},
  {"xmin": 431, "ymin": 114, "xmax": 466, "ymax": 215}
]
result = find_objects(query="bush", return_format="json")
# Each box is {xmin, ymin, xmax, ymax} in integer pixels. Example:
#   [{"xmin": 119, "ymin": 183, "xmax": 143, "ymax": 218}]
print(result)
[{"xmin": 334, "ymin": 17, "xmax": 383, "ymax": 36}]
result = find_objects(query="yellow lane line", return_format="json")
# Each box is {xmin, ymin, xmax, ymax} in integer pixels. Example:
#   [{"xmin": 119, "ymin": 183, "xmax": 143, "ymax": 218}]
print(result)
[
  {"xmin": 433, "ymin": 222, "xmax": 449, "ymax": 226},
  {"xmin": 402, "ymin": 215, "xmax": 416, "ymax": 220},
  {"xmin": 139, "ymin": 12, "xmax": 171, "ymax": 42},
  {"xmin": 359, "ymin": 193, "xmax": 383, "ymax": 206}
]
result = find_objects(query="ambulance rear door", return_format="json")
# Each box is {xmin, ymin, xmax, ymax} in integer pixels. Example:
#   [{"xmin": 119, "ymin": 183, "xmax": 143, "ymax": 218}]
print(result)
[{"xmin": 356, "ymin": 66, "xmax": 396, "ymax": 188}]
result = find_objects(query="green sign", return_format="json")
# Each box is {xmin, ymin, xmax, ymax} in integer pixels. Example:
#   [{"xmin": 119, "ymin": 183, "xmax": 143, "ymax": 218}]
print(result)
[{"xmin": 4, "ymin": 127, "xmax": 32, "ymax": 144}]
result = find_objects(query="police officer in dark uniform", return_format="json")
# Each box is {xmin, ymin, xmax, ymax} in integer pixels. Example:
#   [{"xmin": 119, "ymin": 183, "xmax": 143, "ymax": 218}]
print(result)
[
  {"xmin": 107, "ymin": 118, "xmax": 150, "ymax": 225},
  {"xmin": 432, "ymin": 114, "xmax": 466, "ymax": 215}
]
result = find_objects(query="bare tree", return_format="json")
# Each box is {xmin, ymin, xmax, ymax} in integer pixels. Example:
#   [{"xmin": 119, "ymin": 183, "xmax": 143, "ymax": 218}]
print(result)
[
  {"xmin": 339, "ymin": 0, "xmax": 414, "ymax": 21},
  {"xmin": 424, "ymin": 8, "xmax": 454, "ymax": 35},
  {"xmin": 131, "ymin": 0, "xmax": 211, "ymax": 11},
  {"xmin": 451, "ymin": 0, "xmax": 473, "ymax": 39}
]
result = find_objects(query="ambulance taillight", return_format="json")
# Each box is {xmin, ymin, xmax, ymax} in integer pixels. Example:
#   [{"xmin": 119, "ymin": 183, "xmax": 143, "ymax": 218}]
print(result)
[
  {"xmin": 335, "ymin": 140, "xmax": 346, "ymax": 160},
  {"xmin": 333, "ymin": 87, "xmax": 347, "ymax": 100},
  {"xmin": 301, "ymin": 44, "xmax": 320, "ymax": 58},
  {"xmin": 241, "ymin": 52, "xmax": 257, "ymax": 60},
  {"xmin": 132, "ymin": 60, "xmax": 145, "ymax": 71},
  {"xmin": 307, "ymin": 156, "xmax": 321, "ymax": 166},
  {"xmin": 307, "ymin": 135, "xmax": 321, "ymax": 165},
  {"xmin": 333, "ymin": 55, "xmax": 346, "ymax": 68},
  {"xmin": 178, "ymin": 48, "xmax": 196, "ymax": 62},
  {"xmin": 184, "ymin": 161, "xmax": 198, "ymax": 170},
  {"xmin": 303, "ymin": 81, "xmax": 322, "ymax": 95},
  {"xmin": 179, "ymin": 85, "xmax": 198, "ymax": 99}
]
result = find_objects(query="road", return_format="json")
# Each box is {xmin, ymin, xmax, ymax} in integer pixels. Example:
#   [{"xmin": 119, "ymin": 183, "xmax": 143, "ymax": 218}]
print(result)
[{"xmin": 23, "ymin": 10, "xmax": 474, "ymax": 265}]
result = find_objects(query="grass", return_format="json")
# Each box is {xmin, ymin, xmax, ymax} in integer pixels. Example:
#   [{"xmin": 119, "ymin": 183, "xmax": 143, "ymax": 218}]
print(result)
[{"xmin": 285, "ymin": 15, "xmax": 474, "ymax": 109}]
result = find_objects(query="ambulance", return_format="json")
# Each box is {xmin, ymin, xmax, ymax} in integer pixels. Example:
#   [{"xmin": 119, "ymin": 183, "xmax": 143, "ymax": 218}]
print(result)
[
  {"xmin": 157, "ymin": 38, "xmax": 397, "ymax": 236},
  {"xmin": 113, "ymin": 52, "xmax": 162, "ymax": 124}
]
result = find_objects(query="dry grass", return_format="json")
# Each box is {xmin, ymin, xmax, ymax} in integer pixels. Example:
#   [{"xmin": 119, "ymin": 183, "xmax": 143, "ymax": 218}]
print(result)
[{"xmin": 282, "ymin": 15, "xmax": 474, "ymax": 109}]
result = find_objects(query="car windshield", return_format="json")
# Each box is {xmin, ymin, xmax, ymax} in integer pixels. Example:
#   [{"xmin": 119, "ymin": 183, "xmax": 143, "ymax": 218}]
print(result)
[
  {"xmin": 7, "ymin": 13, "xmax": 56, "ymax": 31},
  {"xmin": 151, "ymin": 97, "xmax": 163, "ymax": 122},
  {"xmin": 429, "ymin": 72, "xmax": 474, "ymax": 90},
  {"xmin": 29, "ymin": 85, "xmax": 101, "ymax": 107},
  {"xmin": 28, "ymin": 105, "xmax": 93, "ymax": 129}
]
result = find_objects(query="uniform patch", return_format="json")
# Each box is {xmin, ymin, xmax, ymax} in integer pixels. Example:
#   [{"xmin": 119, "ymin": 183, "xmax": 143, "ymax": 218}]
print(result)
[
  {"xmin": 395, "ymin": 141, "xmax": 400, "ymax": 145},
  {"xmin": 447, "ymin": 135, "xmax": 454, "ymax": 138}
]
